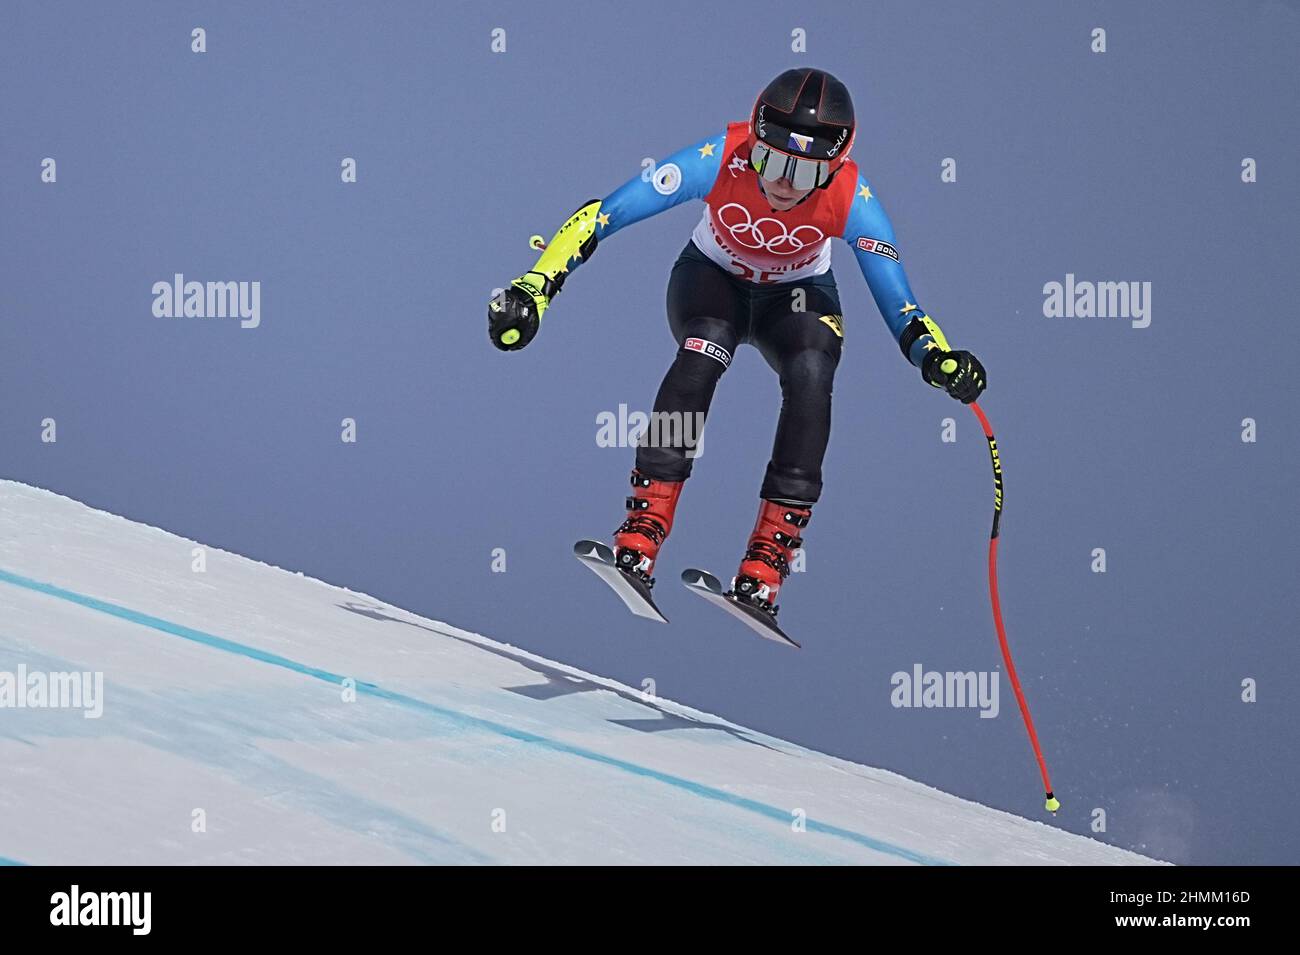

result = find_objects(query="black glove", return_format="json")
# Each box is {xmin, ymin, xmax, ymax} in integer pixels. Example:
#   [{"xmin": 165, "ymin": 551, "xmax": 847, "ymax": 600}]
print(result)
[
  {"xmin": 922, "ymin": 349, "xmax": 986, "ymax": 404},
  {"xmin": 488, "ymin": 274, "xmax": 550, "ymax": 351}
]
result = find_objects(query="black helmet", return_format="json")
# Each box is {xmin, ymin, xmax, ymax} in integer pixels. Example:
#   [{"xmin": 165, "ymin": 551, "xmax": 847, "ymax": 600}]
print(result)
[{"xmin": 749, "ymin": 68, "xmax": 855, "ymax": 189}]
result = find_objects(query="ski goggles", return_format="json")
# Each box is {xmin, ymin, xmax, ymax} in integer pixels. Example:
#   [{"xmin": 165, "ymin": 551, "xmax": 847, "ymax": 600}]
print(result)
[{"xmin": 750, "ymin": 141, "xmax": 833, "ymax": 190}]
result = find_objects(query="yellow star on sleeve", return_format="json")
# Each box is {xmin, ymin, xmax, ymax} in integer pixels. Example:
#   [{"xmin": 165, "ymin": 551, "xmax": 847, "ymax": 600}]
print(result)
[
  {"xmin": 698, "ymin": 141, "xmax": 717, "ymax": 159},
  {"xmin": 858, "ymin": 184, "xmax": 873, "ymax": 203},
  {"xmin": 899, "ymin": 301, "xmax": 919, "ymax": 314},
  {"xmin": 596, "ymin": 212, "xmax": 610, "ymax": 228}
]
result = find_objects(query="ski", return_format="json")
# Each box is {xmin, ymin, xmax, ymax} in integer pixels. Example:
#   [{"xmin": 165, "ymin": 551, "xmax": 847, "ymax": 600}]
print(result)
[
  {"xmin": 573, "ymin": 540, "xmax": 668, "ymax": 623},
  {"xmin": 679, "ymin": 568, "xmax": 800, "ymax": 648}
]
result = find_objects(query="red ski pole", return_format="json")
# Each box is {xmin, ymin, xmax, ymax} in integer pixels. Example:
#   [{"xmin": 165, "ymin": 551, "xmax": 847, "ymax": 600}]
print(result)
[{"xmin": 969, "ymin": 401, "xmax": 1059, "ymax": 814}]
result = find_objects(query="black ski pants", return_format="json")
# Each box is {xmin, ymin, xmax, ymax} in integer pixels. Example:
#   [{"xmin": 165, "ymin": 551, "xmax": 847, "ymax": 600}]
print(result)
[{"xmin": 635, "ymin": 240, "xmax": 845, "ymax": 506}]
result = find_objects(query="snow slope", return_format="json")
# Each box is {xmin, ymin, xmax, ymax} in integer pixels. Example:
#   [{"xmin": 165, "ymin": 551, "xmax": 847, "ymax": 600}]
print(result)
[{"xmin": 0, "ymin": 481, "xmax": 1160, "ymax": 865}]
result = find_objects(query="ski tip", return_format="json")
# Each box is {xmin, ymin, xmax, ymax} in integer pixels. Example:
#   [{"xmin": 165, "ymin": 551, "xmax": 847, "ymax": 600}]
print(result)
[
  {"xmin": 575, "ymin": 540, "xmax": 669, "ymax": 623},
  {"xmin": 680, "ymin": 569, "xmax": 801, "ymax": 648},
  {"xmin": 680, "ymin": 568, "xmax": 721, "ymax": 592},
  {"xmin": 573, "ymin": 539, "xmax": 611, "ymax": 561}
]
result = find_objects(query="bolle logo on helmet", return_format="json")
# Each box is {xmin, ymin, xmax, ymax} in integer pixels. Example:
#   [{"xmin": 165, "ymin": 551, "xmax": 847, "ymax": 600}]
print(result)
[
  {"xmin": 856, "ymin": 236, "xmax": 899, "ymax": 261},
  {"xmin": 718, "ymin": 203, "xmax": 825, "ymax": 255},
  {"xmin": 684, "ymin": 336, "xmax": 732, "ymax": 368},
  {"xmin": 826, "ymin": 127, "xmax": 850, "ymax": 158}
]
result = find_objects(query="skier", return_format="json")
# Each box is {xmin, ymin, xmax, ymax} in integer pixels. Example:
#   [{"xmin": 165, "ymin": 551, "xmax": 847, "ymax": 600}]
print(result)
[{"xmin": 489, "ymin": 67, "xmax": 986, "ymax": 624}]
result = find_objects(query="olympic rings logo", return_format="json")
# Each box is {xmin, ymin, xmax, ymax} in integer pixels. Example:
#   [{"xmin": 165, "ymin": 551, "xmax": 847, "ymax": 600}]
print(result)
[{"xmin": 716, "ymin": 203, "xmax": 825, "ymax": 255}]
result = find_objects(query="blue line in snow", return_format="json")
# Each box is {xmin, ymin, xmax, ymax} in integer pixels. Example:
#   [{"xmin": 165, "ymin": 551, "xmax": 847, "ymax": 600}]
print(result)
[
  {"xmin": 0, "ymin": 566, "xmax": 952, "ymax": 866},
  {"xmin": 0, "ymin": 856, "xmax": 26, "ymax": 866}
]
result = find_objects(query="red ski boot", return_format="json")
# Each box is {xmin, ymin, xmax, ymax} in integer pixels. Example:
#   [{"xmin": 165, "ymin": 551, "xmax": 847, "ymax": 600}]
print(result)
[
  {"xmin": 731, "ymin": 499, "xmax": 811, "ymax": 616},
  {"xmin": 613, "ymin": 470, "xmax": 684, "ymax": 586}
]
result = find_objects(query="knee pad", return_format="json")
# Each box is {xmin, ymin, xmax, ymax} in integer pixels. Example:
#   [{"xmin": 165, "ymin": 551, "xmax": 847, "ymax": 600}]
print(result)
[{"xmin": 780, "ymin": 349, "xmax": 838, "ymax": 397}]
